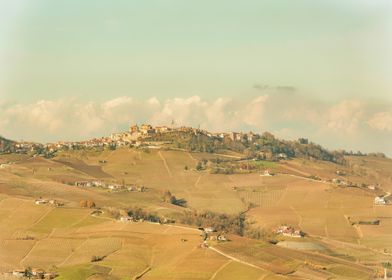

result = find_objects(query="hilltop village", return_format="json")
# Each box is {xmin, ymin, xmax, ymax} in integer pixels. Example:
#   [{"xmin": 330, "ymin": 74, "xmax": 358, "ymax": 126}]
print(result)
[{"xmin": 6, "ymin": 124, "xmax": 264, "ymax": 155}]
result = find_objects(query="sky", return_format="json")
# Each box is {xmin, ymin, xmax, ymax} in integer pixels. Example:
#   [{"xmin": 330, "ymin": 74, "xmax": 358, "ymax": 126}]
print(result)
[{"xmin": 0, "ymin": 0, "xmax": 391, "ymax": 155}]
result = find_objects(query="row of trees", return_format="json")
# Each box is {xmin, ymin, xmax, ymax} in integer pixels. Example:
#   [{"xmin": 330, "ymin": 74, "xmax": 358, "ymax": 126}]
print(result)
[
  {"xmin": 148, "ymin": 130, "xmax": 347, "ymax": 164},
  {"xmin": 177, "ymin": 210, "xmax": 275, "ymax": 240},
  {"xmin": 178, "ymin": 210, "xmax": 246, "ymax": 236}
]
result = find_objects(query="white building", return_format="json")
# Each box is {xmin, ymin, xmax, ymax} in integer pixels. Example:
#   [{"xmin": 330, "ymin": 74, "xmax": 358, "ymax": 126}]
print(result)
[
  {"xmin": 120, "ymin": 216, "xmax": 133, "ymax": 222},
  {"xmin": 375, "ymin": 196, "xmax": 386, "ymax": 205}
]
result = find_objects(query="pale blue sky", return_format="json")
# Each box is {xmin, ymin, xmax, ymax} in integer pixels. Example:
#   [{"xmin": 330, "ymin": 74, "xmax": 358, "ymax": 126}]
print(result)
[
  {"xmin": 0, "ymin": 1, "xmax": 391, "ymax": 155},
  {"xmin": 1, "ymin": 0, "xmax": 391, "ymax": 102}
]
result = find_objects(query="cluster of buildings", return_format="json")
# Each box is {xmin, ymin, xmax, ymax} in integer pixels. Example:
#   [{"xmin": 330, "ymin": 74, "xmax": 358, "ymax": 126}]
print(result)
[
  {"xmin": 110, "ymin": 123, "xmax": 265, "ymax": 146},
  {"xmin": 5, "ymin": 123, "xmax": 267, "ymax": 156},
  {"xmin": 200, "ymin": 227, "xmax": 227, "ymax": 242},
  {"xmin": 275, "ymin": 225, "xmax": 304, "ymax": 238},
  {"xmin": 74, "ymin": 180, "xmax": 146, "ymax": 192},
  {"xmin": 5, "ymin": 268, "xmax": 56, "ymax": 279},
  {"xmin": 110, "ymin": 124, "xmax": 172, "ymax": 144},
  {"xmin": 35, "ymin": 198, "xmax": 63, "ymax": 207}
]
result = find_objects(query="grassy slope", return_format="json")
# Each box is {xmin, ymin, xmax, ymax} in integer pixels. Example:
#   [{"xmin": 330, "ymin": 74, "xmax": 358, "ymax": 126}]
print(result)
[{"xmin": 0, "ymin": 148, "xmax": 391, "ymax": 279}]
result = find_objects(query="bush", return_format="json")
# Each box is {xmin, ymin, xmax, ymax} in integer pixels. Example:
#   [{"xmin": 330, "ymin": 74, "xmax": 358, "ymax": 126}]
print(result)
[
  {"xmin": 79, "ymin": 200, "xmax": 87, "ymax": 208},
  {"xmin": 87, "ymin": 200, "xmax": 96, "ymax": 208},
  {"xmin": 91, "ymin": 255, "xmax": 105, "ymax": 262},
  {"xmin": 162, "ymin": 190, "xmax": 187, "ymax": 207}
]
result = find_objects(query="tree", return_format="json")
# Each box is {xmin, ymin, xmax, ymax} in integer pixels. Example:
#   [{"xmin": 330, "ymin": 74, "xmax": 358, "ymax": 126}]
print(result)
[
  {"xmin": 79, "ymin": 200, "xmax": 87, "ymax": 208},
  {"xmin": 184, "ymin": 165, "xmax": 188, "ymax": 170},
  {"xmin": 87, "ymin": 200, "xmax": 96, "ymax": 208},
  {"xmin": 298, "ymin": 138, "xmax": 308, "ymax": 144},
  {"xmin": 196, "ymin": 161, "xmax": 203, "ymax": 171},
  {"xmin": 25, "ymin": 267, "xmax": 33, "ymax": 279}
]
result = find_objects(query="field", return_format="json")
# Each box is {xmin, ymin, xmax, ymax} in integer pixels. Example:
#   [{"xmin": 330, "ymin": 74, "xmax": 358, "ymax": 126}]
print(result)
[{"xmin": 0, "ymin": 147, "xmax": 391, "ymax": 279}]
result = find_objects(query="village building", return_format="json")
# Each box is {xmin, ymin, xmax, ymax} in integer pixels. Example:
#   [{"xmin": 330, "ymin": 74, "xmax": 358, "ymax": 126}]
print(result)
[
  {"xmin": 262, "ymin": 169, "xmax": 273, "ymax": 176},
  {"xmin": 140, "ymin": 124, "xmax": 155, "ymax": 135}
]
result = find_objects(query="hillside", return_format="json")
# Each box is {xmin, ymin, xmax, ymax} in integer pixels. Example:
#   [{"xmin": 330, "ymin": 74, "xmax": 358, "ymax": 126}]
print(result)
[{"xmin": 0, "ymin": 146, "xmax": 391, "ymax": 279}]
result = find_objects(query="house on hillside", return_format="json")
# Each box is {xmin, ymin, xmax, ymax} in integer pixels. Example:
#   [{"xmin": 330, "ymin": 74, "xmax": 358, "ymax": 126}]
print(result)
[
  {"xmin": 107, "ymin": 183, "xmax": 124, "ymax": 191},
  {"xmin": 204, "ymin": 227, "xmax": 216, "ymax": 233},
  {"xmin": 35, "ymin": 199, "xmax": 48, "ymax": 205},
  {"xmin": 262, "ymin": 169, "xmax": 274, "ymax": 176},
  {"xmin": 155, "ymin": 126, "xmax": 170, "ymax": 133},
  {"xmin": 276, "ymin": 225, "xmax": 304, "ymax": 238},
  {"xmin": 74, "ymin": 181, "xmax": 89, "ymax": 187},
  {"xmin": 32, "ymin": 268, "xmax": 45, "ymax": 278},
  {"xmin": 12, "ymin": 269, "xmax": 25, "ymax": 277},
  {"xmin": 375, "ymin": 196, "xmax": 386, "ymax": 205},
  {"xmin": 120, "ymin": 216, "xmax": 133, "ymax": 223},
  {"xmin": 278, "ymin": 153, "xmax": 288, "ymax": 160}
]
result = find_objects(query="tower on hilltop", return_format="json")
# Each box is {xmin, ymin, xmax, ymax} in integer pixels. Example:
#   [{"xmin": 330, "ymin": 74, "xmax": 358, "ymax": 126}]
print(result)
[{"xmin": 129, "ymin": 124, "xmax": 139, "ymax": 134}]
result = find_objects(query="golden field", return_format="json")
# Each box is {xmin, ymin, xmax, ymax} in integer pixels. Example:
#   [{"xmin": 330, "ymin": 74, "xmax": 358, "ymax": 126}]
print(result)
[{"xmin": 0, "ymin": 147, "xmax": 391, "ymax": 279}]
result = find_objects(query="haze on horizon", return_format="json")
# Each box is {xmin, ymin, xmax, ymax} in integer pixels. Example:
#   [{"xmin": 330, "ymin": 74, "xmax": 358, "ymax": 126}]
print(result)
[{"xmin": 0, "ymin": 0, "xmax": 391, "ymax": 155}]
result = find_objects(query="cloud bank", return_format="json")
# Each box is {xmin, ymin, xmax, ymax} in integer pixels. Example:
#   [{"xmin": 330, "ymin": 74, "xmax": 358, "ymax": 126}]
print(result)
[{"xmin": 0, "ymin": 94, "xmax": 391, "ymax": 155}]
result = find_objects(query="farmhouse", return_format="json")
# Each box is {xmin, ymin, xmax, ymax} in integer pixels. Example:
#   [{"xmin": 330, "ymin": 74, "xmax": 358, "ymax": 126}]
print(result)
[
  {"xmin": 140, "ymin": 124, "xmax": 155, "ymax": 135},
  {"xmin": 209, "ymin": 234, "xmax": 227, "ymax": 241},
  {"xmin": 276, "ymin": 225, "xmax": 304, "ymax": 238},
  {"xmin": 32, "ymin": 268, "xmax": 45, "ymax": 278},
  {"xmin": 108, "ymin": 184, "xmax": 123, "ymax": 191},
  {"xmin": 12, "ymin": 269, "xmax": 25, "ymax": 277},
  {"xmin": 120, "ymin": 216, "xmax": 133, "ymax": 223},
  {"xmin": 74, "ymin": 181, "xmax": 90, "ymax": 187},
  {"xmin": 204, "ymin": 227, "xmax": 216, "ymax": 233},
  {"xmin": 0, "ymin": 163, "xmax": 9, "ymax": 168},
  {"xmin": 375, "ymin": 196, "xmax": 386, "ymax": 205},
  {"xmin": 35, "ymin": 199, "xmax": 48, "ymax": 205}
]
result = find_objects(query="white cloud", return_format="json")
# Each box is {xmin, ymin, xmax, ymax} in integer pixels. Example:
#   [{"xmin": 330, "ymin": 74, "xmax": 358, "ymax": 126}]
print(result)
[
  {"xmin": 326, "ymin": 100, "xmax": 363, "ymax": 133},
  {"xmin": 367, "ymin": 111, "xmax": 392, "ymax": 131},
  {"xmin": 0, "ymin": 95, "xmax": 391, "ymax": 156},
  {"xmin": 242, "ymin": 95, "xmax": 268, "ymax": 127}
]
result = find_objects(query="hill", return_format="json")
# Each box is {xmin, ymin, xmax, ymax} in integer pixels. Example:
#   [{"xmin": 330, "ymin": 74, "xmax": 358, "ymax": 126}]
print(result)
[{"xmin": 0, "ymin": 146, "xmax": 391, "ymax": 279}]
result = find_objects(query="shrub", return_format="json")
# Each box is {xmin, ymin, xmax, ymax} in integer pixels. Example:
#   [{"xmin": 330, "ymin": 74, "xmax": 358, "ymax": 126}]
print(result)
[{"xmin": 79, "ymin": 200, "xmax": 87, "ymax": 208}]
